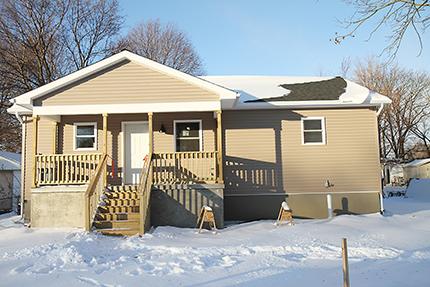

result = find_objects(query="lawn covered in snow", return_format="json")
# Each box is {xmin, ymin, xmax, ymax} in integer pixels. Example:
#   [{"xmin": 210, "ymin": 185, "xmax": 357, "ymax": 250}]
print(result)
[{"xmin": 1, "ymin": 188, "xmax": 430, "ymax": 286}]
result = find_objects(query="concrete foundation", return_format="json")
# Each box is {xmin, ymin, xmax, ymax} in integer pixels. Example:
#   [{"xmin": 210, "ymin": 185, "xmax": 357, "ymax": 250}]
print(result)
[
  {"xmin": 224, "ymin": 192, "xmax": 381, "ymax": 220},
  {"xmin": 31, "ymin": 185, "xmax": 86, "ymax": 228},
  {"xmin": 151, "ymin": 184, "xmax": 224, "ymax": 228}
]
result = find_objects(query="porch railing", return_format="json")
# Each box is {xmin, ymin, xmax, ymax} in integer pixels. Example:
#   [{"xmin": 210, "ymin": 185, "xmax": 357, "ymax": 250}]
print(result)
[
  {"xmin": 138, "ymin": 153, "xmax": 153, "ymax": 235},
  {"xmin": 152, "ymin": 151, "xmax": 218, "ymax": 183},
  {"xmin": 34, "ymin": 153, "xmax": 103, "ymax": 186},
  {"xmin": 84, "ymin": 153, "xmax": 108, "ymax": 231}
]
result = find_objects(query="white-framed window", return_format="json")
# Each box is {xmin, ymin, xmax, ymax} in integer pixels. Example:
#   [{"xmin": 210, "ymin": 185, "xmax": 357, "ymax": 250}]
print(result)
[
  {"xmin": 301, "ymin": 117, "xmax": 326, "ymax": 145},
  {"xmin": 174, "ymin": 120, "xmax": 202, "ymax": 152},
  {"xmin": 74, "ymin": 122, "xmax": 97, "ymax": 151}
]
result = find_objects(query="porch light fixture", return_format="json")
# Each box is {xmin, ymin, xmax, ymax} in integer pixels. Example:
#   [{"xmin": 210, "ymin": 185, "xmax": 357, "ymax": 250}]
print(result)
[{"xmin": 159, "ymin": 124, "xmax": 166, "ymax": 133}]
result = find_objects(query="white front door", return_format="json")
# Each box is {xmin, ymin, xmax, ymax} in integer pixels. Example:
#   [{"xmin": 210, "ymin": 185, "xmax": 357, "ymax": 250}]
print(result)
[{"xmin": 123, "ymin": 122, "xmax": 149, "ymax": 184}]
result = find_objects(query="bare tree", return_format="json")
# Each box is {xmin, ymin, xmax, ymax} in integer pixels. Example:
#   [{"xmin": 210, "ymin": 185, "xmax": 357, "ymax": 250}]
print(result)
[
  {"xmin": 334, "ymin": 0, "xmax": 429, "ymax": 60},
  {"xmin": 340, "ymin": 57, "xmax": 352, "ymax": 77},
  {"xmin": 411, "ymin": 119, "xmax": 430, "ymax": 156},
  {"xmin": 354, "ymin": 58, "xmax": 430, "ymax": 159},
  {"xmin": 116, "ymin": 20, "xmax": 204, "ymax": 75},
  {"xmin": 0, "ymin": 0, "xmax": 122, "ymax": 152},
  {"xmin": 64, "ymin": 0, "xmax": 123, "ymax": 69}
]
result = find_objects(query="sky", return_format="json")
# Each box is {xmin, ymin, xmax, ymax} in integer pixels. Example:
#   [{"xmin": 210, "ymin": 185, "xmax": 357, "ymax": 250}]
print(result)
[{"xmin": 119, "ymin": 0, "xmax": 429, "ymax": 76}]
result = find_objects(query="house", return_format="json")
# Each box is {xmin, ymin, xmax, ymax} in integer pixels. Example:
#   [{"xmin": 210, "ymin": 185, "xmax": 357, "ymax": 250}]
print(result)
[
  {"xmin": 403, "ymin": 158, "xmax": 430, "ymax": 181},
  {"xmin": 7, "ymin": 51, "xmax": 391, "ymax": 235},
  {"xmin": 0, "ymin": 151, "xmax": 21, "ymax": 213}
]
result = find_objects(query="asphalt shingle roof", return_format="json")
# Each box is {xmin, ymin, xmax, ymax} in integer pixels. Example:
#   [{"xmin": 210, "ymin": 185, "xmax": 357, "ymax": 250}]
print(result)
[{"xmin": 245, "ymin": 76, "xmax": 347, "ymax": 102}]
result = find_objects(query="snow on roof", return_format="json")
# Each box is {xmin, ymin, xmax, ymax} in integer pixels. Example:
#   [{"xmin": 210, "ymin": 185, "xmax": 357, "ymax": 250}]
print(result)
[
  {"xmin": 404, "ymin": 158, "xmax": 430, "ymax": 168},
  {"xmin": 202, "ymin": 75, "xmax": 391, "ymax": 109},
  {"xmin": 0, "ymin": 151, "xmax": 21, "ymax": 170}
]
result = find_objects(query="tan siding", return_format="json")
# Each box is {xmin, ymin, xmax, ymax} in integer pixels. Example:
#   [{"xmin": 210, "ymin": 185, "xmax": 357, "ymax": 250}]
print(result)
[
  {"xmin": 223, "ymin": 108, "xmax": 381, "ymax": 196},
  {"xmin": 38, "ymin": 117, "xmax": 55, "ymax": 154},
  {"xmin": 35, "ymin": 60, "xmax": 218, "ymax": 106}
]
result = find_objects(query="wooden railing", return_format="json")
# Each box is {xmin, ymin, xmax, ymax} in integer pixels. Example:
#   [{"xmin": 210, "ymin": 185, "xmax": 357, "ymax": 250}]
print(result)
[
  {"xmin": 34, "ymin": 153, "xmax": 102, "ymax": 186},
  {"xmin": 84, "ymin": 154, "xmax": 108, "ymax": 231},
  {"xmin": 152, "ymin": 151, "xmax": 218, "ymax": 183},
  {"xmin": 138, "ymin": 153, "xmax": 153, "ymax": 235}
]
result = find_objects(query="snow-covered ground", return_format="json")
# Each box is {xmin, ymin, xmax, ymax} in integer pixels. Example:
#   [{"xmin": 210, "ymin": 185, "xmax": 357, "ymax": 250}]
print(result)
[{"xmin": 1, "ymin": 191, "xmax": 430, "ymax": 286}]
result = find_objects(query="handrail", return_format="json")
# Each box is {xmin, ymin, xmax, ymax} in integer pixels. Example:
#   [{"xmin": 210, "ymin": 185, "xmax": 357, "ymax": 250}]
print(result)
[
  {"xmin": 84, "ymin": 153, "xmax": 108, "ymax": 231},
  {"xmin": 138, "ymin": 153, "xmax": 153, "ymax": 235}
]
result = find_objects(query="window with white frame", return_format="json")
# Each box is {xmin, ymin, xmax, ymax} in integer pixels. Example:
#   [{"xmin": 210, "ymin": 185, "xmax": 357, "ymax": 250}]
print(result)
[
  {"xmin": 174, "ymin": 120, "xmax": 202, "ymax": 152},
  {"xmin": 74, "ymin": 122, "xmax": 97, "ymax": 150},
  {"xmin": 302, "ymin": 117, "xmax": 326, "ymax": 144}
]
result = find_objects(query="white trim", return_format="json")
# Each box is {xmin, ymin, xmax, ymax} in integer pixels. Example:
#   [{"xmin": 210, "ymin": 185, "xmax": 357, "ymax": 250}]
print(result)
[
  {"xmin": 173, "ymin": 120, "xmax": 203, "ymax": 152},
  {"xmin": 121, "ymin": 121, "xmax": 148, "ymax": 185},
  {"xmin": 73, "ymin": 122, "xmax": 98, "ymax": 151},
  {"xmin": 12, "ymin": 50, "xmax": 238, "ymax": 105},
  {"xmin": 32, "ymin": 101, "xmax": 221, "ymax": 115},
  {"xmin": 301, "ymin": 117, "xmax": 326, "ymax": 145}
]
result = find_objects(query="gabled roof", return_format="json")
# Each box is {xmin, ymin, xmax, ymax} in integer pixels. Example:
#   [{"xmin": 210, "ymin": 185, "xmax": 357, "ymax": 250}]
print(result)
[
  {"xmin": 201, "ymin": 75, "xmax": 391, "ymax": 109},
  {"xmin": 10, "ymin": 50, "xmax": 238, "ymax": 107},
  {"xmin": 0, "ymin": 151, "xmax": 21, "ymax": 170}
]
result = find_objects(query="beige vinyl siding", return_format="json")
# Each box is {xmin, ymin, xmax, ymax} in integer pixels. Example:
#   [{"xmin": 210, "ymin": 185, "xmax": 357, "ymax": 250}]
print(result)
[
  {"xmin": 223, "ymin": 108, "xmax": 381, "ymax": 196},
  {"xmin": 223, "ymin": 108, "xmax": 381, "ymax": 219},
  {"xmin": 34, "ymin": 60, "xmax": 219, "ymax": 106},
  {"xmin": 283, "ymin": 109, "xmax": 380, "ymax": 193}
]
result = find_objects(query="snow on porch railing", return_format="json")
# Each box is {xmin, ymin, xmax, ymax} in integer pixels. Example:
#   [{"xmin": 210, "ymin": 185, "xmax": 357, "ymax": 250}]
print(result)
[
  {"xmin": 34, "ymin": 153, "xmax": 103, "ymax": 186},
  {"xmin": 152, "ymin": 151, "xmax": 218, "ymax": 184}
]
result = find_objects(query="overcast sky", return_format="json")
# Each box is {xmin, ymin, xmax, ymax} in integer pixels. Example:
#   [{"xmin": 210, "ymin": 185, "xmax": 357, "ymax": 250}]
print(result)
[{"xmin": 119, "ymin": 0, "xmax": 429, "ymax": 76}]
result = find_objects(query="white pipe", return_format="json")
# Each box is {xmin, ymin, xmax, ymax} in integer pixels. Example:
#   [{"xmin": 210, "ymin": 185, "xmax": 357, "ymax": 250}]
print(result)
[
  {"xmin": 19, "ymin": 117, "xmax": 26, "ymax": 218},
  {"xmin": 379, "ymin": 192, "xmax": 385, "ymax": 214},
  {"xmin": 327, "ymin": 193, "xmax": 333, "ymax": 219},
  {"xmin": 14, "ymin": 111, "xmax": 23, "ymax": 124},
  {"xmin": 376, "ymin": 103, "xmax": 384, "ymax": 116}
]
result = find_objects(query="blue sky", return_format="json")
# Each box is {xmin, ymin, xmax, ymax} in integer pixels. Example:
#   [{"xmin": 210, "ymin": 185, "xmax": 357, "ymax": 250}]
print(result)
[{"xmin": 119, "ymin": 0, "xmax": 429, "ymax": 76}]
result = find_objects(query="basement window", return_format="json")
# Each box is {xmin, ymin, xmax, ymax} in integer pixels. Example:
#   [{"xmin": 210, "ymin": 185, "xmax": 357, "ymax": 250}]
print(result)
[
  {"xmin": 74, "ymin": 122, "xmax": 97, "ymax": 150},
  {"xmin": 302, "ymin": 117, "xmax": 326, "ymax": 145},
  {"xmin": 174, "ymin": 120, "xmax": 202, "ymax": 152}
]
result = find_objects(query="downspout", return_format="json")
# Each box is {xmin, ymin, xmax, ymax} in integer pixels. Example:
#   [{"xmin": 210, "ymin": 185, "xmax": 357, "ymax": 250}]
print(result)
[
  {"xmin": 19, "ymin": 116, "xmax": 26, "ymax": 218},
  {"xmin": 376, "ymin": 102, "xmax": 385, "ymax": 214},
  {"xmin": 11, "ymin": 99, "xmax": 26, "ymax": 218},
  {"xmin": 376, "ymin": 103, "xmax": 384, "ymax": 116}
]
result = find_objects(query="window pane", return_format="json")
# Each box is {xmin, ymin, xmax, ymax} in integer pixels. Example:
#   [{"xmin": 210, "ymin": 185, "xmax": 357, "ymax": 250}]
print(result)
[
  {"xmin": 76, "ymin": 125, "xmax": 95, "ymax": 136},
  {"xmin": 303, "ymin": 119, "xmax": 322, "ymax": 130},
  {"xmin": 304, "ymin": 131, "xmax": 323, "ymax": 143},
  {"xmin": 176, "ymin": 139, "xmax": 200, "ymax": 152},
  {"xmin": 176, "ymin": 122, "xmax": 200, "ymax": 138},
  {"xmin": 76, "ymin": 137, "xmax": 95, "ymax": 149}
]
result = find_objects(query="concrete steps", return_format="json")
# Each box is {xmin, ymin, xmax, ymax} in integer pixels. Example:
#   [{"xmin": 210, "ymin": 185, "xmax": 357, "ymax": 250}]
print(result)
[{"xmin": 93, "ymin": 185, "xmax": 141, "ymax": 236}]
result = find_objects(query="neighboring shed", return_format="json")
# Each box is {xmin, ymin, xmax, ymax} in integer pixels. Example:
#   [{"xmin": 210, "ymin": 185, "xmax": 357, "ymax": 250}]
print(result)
[
  {"xmin": 403, "ymin": 158, "xmax": 430, "ymax": 181},
  {"xmin": 0, "ymin": 151, "xmax": 21, "ymax": 213}
]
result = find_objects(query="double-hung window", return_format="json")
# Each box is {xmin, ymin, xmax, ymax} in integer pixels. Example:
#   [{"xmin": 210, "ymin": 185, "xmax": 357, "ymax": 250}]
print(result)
[
  {"xmin": 302, "ymin": 117, "xmax": 326, "ymax": 145},
  {"xmin": 174, "ymin": 120, "xmax": 202, "ymax": 152},
  {"xmin": 74, "ymin": 122, "xmax": 97, "ymax": 150}
]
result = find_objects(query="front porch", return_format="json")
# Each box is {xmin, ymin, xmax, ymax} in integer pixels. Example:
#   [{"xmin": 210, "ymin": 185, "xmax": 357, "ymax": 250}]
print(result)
[{"xmin": 29, "ymin": 111, "xmax": 225, "ymax": 235}]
